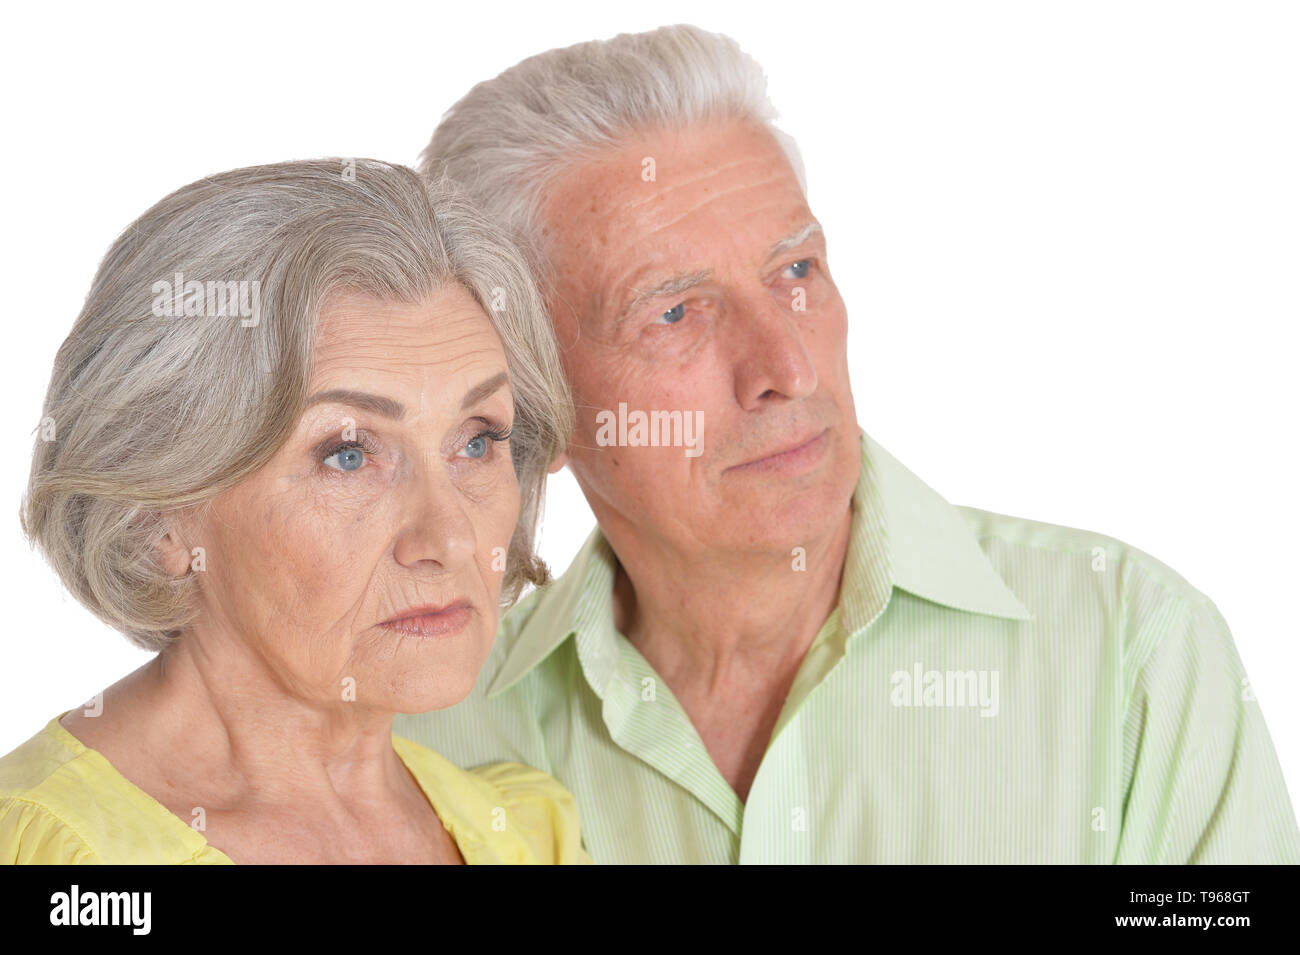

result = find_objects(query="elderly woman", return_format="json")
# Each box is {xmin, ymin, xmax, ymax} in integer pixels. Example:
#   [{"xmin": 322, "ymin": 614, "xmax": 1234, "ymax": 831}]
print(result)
[{"xmin": 0, "ymin": 159, "xmax": 585, "ymax": 864}]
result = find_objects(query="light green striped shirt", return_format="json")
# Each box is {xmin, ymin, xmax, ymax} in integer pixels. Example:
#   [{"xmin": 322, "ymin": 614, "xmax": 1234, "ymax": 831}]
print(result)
[{"xmin": 396, "ymin": 430, "xmax": 1300, "ymax": 863}]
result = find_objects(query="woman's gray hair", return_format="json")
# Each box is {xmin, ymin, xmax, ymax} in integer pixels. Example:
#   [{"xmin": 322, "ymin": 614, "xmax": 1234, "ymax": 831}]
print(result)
[
  {"xmin": 417, "ymin": 23, "xmax": 805, "ymax": 286},
  {"xmin": 21, "ymin": 158, "xmax": 572, "ymax": 652}
]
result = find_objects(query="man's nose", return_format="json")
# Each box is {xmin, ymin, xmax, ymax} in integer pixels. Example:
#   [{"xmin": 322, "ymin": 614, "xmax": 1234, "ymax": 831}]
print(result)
[
  {"xmin": 730, "ymin": 294, "xmax": 818, "ymax": 409},
  {"xmin": 391, "ymin": 459, "xmax": 476, "ymax": 572}
]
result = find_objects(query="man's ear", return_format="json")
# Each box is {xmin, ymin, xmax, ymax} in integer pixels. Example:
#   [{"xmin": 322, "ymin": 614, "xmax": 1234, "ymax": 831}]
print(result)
[{"xmin": 547, "ymin": 451, "xmax": 568, "ymax": 474}]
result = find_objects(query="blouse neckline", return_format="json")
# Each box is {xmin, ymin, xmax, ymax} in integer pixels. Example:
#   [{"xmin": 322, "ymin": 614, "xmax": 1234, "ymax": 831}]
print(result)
[{"xmin": 46, "ymin": 710, "xmax": 478, "ymax": 864}]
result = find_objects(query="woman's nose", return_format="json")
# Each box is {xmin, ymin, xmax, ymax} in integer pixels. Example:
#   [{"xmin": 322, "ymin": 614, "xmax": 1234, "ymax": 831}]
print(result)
[{"xmin": 390, "ymin": 463, "xmax": 477, "ymax": 571}]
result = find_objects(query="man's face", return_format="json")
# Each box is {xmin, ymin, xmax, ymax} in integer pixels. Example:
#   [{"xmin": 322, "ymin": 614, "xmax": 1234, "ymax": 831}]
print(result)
[{"xmin": 540, "ymin": 118, "xmax": 860, "ymax": 556}]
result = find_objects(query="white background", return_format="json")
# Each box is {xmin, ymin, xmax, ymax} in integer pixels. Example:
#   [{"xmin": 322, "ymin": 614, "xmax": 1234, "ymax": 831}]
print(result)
[{"xmin": 2, "ymin": 1, "xmax": 1296, "ymax": 807}]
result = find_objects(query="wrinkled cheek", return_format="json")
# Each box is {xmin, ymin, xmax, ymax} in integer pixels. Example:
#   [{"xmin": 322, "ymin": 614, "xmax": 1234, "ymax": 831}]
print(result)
[
  {"xmin": 201, "ymin": 507, "xmax": 367, "ymax": 675},
  {"xmin": 482, "ymin": 483, "xmax": 523, "ymax": 592}
]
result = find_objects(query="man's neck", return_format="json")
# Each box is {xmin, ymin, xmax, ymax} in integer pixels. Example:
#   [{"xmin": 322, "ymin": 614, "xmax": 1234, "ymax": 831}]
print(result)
[
  {"xmin": 602, "ymin": 504, "xmax": 853, "ymax": 801},
  {"xmin": 608, "ymin": 503, "xmax": 854, "ymax": 692}
]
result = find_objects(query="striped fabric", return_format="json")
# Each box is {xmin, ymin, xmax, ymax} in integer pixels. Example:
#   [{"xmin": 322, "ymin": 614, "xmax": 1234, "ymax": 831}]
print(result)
[{"xmin": 394, "ymin": 430, "xmax": 1300, "ymax": 863}]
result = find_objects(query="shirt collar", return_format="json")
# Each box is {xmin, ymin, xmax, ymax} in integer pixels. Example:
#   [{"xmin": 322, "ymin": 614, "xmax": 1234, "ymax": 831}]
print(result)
[
  {"xmin": 861, "ymin": 429, "xmax": 1035, "ymax": 622},
  {"xmin": 487, "ymin": 428, "xmax": 1032, "ymax": 699}
]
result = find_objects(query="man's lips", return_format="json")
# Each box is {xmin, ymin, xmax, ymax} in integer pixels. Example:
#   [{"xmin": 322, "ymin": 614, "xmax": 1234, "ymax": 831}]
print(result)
[
  {"xmin": 379, "ymin": 601, "xmax": 472, "ymax": 637},
  {"xmin": 725, "ymin": 428, "xmax": 831, "ymax": 474}
]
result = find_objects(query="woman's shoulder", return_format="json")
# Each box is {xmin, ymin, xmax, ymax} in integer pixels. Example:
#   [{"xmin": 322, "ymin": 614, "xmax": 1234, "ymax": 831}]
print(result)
[
  {"xmin": 391, "ymin": 733, "xmax": 592, "ymax": 865},
  {"xmin": 0, "ymin": 713, "xmax": 221, "ymax": 865},
  {"xmin": 0, "ymin": 714, "xmax": 105, "ymax": 863}
]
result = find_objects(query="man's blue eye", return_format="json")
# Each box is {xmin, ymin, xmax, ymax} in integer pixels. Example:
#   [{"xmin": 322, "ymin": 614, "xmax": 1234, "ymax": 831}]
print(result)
[
  {"xmin": 462, "ymin": 435, "xmax": 489, "ymax": 458},
  {"xmin": 785, "ymin": 259, "xmax": 811, "ymax": 279},
  {"xmin": 657, "ymin": 303, "xmax": 686, "ymax": 325},
  {"xmin": 323, "ymin": 446, "xmax": 366, "ymax": 472}
]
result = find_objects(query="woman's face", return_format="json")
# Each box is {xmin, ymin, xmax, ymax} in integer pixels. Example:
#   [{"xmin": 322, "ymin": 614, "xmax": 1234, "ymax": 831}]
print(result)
[{"xmin": 177, "ymin": 283, "xmax": 520, "ymax": 714}]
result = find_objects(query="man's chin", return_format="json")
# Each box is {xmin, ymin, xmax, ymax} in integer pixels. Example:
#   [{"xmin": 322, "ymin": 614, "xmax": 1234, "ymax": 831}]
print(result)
[{"xmin": 712, "ymin": 476, "xmax": 855, "ymax": 555}]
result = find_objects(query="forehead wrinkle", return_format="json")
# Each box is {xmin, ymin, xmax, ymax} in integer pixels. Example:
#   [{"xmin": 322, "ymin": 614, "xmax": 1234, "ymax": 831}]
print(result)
[
  {"xmin": 620, "ymin": 153, "xmax": 766, "ymax": 212},
  {"xmin": 320, "ymin": 305, "xmax": 496, "ymax": 355},
  {"xmin": 567, "ymin": 144, "xmax": 794, "ymax": 253},
  {"xmin": 311, "ymin": 338, "xmax": 505, "ymax": 420},
  {"xmin": 624, "ymin": 167, "xmax": 797, "ymax": 240},
  {"xmin": 552, "ymin": 129, "xmax": 805, "ymax": 325}
]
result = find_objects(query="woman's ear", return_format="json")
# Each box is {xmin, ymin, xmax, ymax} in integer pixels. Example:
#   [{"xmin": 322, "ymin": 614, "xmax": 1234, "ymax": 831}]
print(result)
[
  {"xmin": 547, "ymin": 451, "xmax": 568, "ymax": 474},
  {"xmin": 154, "ymin": 525, "xmax": 194, "ymax": 578}
]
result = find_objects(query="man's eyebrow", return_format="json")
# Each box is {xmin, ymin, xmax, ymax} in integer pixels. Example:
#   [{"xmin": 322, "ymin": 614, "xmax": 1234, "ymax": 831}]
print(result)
[
  {"xmin": 766, "ymin": 222, "xmax": 823, "ymax": 261},
  {"xmin": 610, "ymin": 224, "xmax": 823, "ymax": 323},
  {"xmin": 460, "ymin": 370, "xmax": 511, "ymax": 410},
  {"xmin": 304, "ymin": 389, "xmax": 405, "ymax": 420},
  {"xmin": 617, "ymin": 270, "xmax": 712, "ymax": 323}
]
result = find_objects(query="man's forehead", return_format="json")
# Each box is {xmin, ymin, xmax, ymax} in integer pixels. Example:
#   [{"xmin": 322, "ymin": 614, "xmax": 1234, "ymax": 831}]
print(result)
[
  {"xmin": 539, "ymin": 118, "xmax": 813, "ymax": 309},
  {"xmin": 560, "ymin": 125, "xmax": 796, "ymax": 214}
]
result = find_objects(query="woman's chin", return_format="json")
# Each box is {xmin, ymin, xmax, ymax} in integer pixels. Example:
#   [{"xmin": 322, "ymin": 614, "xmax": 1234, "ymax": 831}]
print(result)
[{"xmin": 384, "ymin": 675, "xmax": 480, "ymax": 715}]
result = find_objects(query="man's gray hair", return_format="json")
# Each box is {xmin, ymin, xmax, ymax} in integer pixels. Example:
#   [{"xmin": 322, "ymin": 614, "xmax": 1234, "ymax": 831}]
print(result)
[
  {"xmin": 21, "ymin": 159, "xmax": 572, "ymax": 651},
  {"xmin": 418, "ymin": 23, "xmax": 805, "ymax": 286}
]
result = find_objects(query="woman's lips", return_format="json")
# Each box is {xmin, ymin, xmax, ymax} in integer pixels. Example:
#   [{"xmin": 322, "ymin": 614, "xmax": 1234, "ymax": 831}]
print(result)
[{"xmin": 379, "ymin": 602, "xmax": 472, "ymax": 638}]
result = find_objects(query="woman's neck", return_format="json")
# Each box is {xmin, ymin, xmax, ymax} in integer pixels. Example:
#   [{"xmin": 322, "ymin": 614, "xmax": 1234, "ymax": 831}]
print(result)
[{"xmin": 62, "ymin": 632, "xmax": 414, "ymax": 821}]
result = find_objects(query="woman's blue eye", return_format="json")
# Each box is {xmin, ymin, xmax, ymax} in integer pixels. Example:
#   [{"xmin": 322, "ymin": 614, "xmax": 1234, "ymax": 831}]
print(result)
[
  {"xmin": 323, "ymin": 445, "xmax": 366, "ymax": 472},
  {"xmin": 785, "ymin": 259, "xmax": 811, "ymax": 279},
  {"xmin": 459, "ymin": 427, "xmax": 511, "ymax": 460},
  {"xmin": 657, "ymin": 303, "xmax": 686, "ymax": 325}
]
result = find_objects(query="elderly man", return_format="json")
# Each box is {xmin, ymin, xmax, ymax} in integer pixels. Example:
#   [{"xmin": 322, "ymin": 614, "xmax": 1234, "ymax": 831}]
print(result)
[{"xmin": 395, "ymin": 24, "xmax": 1300, "ymax": 863}]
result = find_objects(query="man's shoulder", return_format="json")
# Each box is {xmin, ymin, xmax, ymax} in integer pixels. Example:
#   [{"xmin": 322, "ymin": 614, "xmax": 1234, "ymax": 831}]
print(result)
[{"xmin": 955, "ymin": 503, "xmax": 1218, "ymax": 613}]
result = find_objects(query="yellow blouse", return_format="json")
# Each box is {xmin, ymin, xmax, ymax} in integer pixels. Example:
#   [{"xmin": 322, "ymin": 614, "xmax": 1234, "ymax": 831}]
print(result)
[{"xmin": 0, "ymin": 712, "xmax": 591, "ymax": 865}]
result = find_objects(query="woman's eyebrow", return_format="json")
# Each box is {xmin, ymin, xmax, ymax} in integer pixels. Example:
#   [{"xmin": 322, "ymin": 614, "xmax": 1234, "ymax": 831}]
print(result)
[
  {"xmin": 302, "ymin": 373, "xmax": 509, "ymax": 421},
  {"xmin": 304, "ymin": 389, "xmax": 405, "ymax": 420},
  {"xmin": 461, "ymin": 371, "xmax": 511, "ymax": 410}
]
